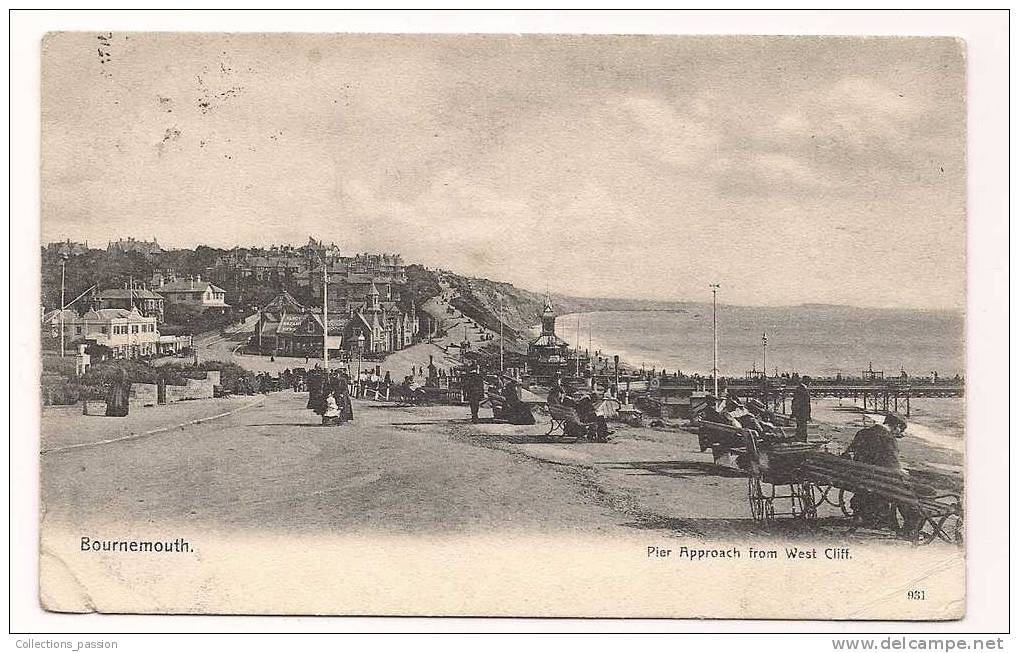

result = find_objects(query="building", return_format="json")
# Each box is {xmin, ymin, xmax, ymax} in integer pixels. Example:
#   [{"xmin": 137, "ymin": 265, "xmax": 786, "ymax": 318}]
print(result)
[
  {"xmin": 344, "ymin": 282, "xmax": 418, "ymax": 354},
  {"xmin": 155, "ymin": 275, "xmax": 229, "ymax": 312},
  {"xmin": 106, "ymin": 237, "xmax": 163, "ymax": 255},
  {"xmin": 254, "ymin": 287, "xmax": 418, "ymax": 357},
  {"xmin": 156, "ymin": 333, "xmax": 193, "ymax": 356},
  {"xmin": 44, "ymin": 239, "xmax": 90, "ymax": 257},
  {"xmin": 254, "ymin": 291, "xmax": 313, "ymax": 354},
  {"xmin": 306, "ymin": 253, "xmax": 408, "ymax": 308},
  {"xmin": 96, "ymin": 286, "xmax": 165, "ymax": 322},
  {"xmin": 41, "ymin": 307, "xmax": 160, "ymax": 359},
  {"xmin": 527, "ymin": 294, "xmax": 572, "ymax": 382}
]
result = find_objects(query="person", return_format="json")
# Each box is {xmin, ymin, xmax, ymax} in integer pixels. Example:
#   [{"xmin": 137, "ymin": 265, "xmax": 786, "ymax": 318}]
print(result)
[
  {"xmin": 844, "ymin": 413, "xmax": 919, "ymax": 536},
  {"xmin": 464, "ymin": 366, "xmax": 486, "ymax": 423},
  {"xmin": 744, "ymin": 398, "xmax": 785, "ymax": 441},
  {"xmin": 552, "ymin": 380, "xmax": 610, "ymax": 442},
  {"xmin": 321, "ymin": 389, "xmax": 341, "ymax": 426},
  {"xmin": 791, "ymin": 381, "xmax": 811, "ymax": 441},
  {"xmin": 698, "ymin": 394, "xmax": 741, "ymax": 452},
  {"xmin": 547, "ymin": 373, "xmax": 566, "ymax": 406},
  {"xmin": 701, "ymin": 394, "xmax": 741, "ymax": 429},
  {"xmin": 493, "ymin": 375, "xmax": 535, "ymax": 425},
  {"xmin": 335, "ymin": 371, "xmax": 354, "ymax": 422},
  {"xmin": 306, "ymin": 371, "xmax": 324, "ymax": 413},
  {"xmin": 105, "ymin": 368, "xmax": 131, "ymax": 417}
]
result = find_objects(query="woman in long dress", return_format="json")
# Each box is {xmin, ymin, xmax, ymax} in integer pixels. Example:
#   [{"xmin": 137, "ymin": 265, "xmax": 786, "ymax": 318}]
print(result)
[{"xmin": 105, "ymin": 369, "xmax": 131, "ymax": 417}]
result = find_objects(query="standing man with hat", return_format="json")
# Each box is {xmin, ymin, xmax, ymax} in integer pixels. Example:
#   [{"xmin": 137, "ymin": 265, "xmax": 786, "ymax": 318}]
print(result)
[
  {"xmin": 791, "ymin": 381, "xmax": 812, "ymax": 441},
  {"xmin": 464, "ymin": 365, "xmax": 486, "ymax": 423}
]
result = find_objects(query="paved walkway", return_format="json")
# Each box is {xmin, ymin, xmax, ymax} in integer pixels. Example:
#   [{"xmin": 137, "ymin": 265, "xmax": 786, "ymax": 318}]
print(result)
[{"xmin": 40, "ymin": 395, "xmax": 264, "ymax": 453}]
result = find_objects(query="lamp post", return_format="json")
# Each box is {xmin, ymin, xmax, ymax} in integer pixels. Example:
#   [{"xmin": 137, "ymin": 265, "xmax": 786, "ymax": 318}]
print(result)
[
  {"xmin": 762, "ymin": 332, "xmax": 768, "ymax": 379},
  {"xmin": 499, "ymin": 295, "xmax": 504, "ymax": 372},
  {"xmin": 356, "ymin": 332, "xmax": 365, "ymax": 388},
  {"xmin": 710, "ymin": 283, "xmax": 720, "ymax": 399},
  {"xmin": 575, "ymin": 314, "xmax": 581, "ymax": 376},
  {"xmin": 322, "ymin": 258, "xmax": 329, "ymax": 371}
]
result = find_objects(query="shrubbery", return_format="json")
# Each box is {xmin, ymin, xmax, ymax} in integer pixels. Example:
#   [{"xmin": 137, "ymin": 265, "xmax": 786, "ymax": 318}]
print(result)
[{"xmin": 41, "ymin": 357, "xmax": 258, "ymax": 405}]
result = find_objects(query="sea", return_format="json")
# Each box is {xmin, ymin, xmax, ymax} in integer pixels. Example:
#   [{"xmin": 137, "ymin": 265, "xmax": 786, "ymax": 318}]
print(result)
[
  {"xmin": 559, "ymin": 305, "xmax": 964, "ymax": 380},
  {"xmin": 558, "ymin": 306, "xmax": 966, "ymax": 480}
]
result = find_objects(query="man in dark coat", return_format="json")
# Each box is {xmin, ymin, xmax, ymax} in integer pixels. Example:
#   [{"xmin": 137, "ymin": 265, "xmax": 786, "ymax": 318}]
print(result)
[
  {"xmin": 791, "ymin": 382, "xmax": 811, "ymax": 441},
  {"xmin": 844, "ymin": 413, "xmax": 919, "ymax": 534},
  {"xmin": 464, "ymin": 366, "xmax": 486, "ymax": 423},
  {"xmin": 336, "ymin": 371, "xmax": 354, "ymax": 422}
]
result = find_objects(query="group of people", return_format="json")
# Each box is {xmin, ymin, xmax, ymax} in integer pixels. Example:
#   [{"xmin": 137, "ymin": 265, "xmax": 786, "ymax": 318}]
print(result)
[
  {"xmin": 305, "ymin": 368, "xmax": 355, "ymax": 426},
  {"xmin": 463, "ymin": 366, "xmax": 536, "ymax": 426},
  {"xmin": 700, "ymin": 389, "xmax": 793, "ymax": 445},
  {"xmin": 547, "ymin": 373, "xmax": 612, "ymax": 442},
  {"xmin": 700, "ymin": 382, "xmax": 813, "ymax": 443}
]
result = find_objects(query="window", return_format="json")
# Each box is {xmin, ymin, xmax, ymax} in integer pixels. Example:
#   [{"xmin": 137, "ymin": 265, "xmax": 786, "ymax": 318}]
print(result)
[
  {"xmin": 101, "ymin": 326, "xmax": 108, "ymax": 334},
  {"xmin": 75, "ymin": 326, "xmax": 82, "ymax": 335},
  {"xmin": 132, "ymin": 325, "xmax": 139, "ymax": 334}
]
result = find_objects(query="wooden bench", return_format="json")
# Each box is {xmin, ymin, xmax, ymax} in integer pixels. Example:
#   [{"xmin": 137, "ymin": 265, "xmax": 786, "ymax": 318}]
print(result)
[
  {"xmin": 691, "ymin": 419, "xmax": 752, "ymax": 453},
  {"xmin": 547, "ymin": 403, "xmax": 584, "ymax": 436},
  {"xmin": 801, "ymin": 451, "xmax": 963, "ymax": 545}
]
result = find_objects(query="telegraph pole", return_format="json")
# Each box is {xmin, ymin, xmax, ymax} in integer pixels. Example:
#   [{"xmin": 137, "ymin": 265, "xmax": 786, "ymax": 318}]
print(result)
[
  {"xmin": 710, "ymin": 283, "xmax": 720, "ymax": 398},
  {"xmin": 762, "ymin": 332, "xmax": 768, "ymax": 379},
  {"xmin": 129, "ymin": 275, "xmax": 134, "ymax": 358},
  {"xmin": 499, "ymin": 295, "xmax": 504, "ymax": 372},
  {"xmin": 59, "ymin": 254, "xmax": 67, "ymax": 357},
  {"xmin": 322, "ymin": 259, "xmax": 329, "ymax": 370}
]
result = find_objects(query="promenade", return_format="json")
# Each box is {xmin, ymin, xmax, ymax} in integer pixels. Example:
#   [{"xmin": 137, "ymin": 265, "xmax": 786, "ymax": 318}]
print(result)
[{"xmin": 43, "ymin": 389, "xmax": 877, "ymax": 539}]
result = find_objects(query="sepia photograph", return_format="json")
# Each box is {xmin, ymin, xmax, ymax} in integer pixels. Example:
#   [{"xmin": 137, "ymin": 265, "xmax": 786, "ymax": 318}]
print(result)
[{"xmin": 33, "ymin": 28, "xmax": 973, "ymax": 620}]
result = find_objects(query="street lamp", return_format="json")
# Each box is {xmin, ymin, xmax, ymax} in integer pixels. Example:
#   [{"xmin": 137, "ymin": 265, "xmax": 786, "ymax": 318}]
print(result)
[
  {"xmin": 710, "ymin": 283, "xmax": 720, "ymax": 399},
  {"xmin": 356, "ymin": 332, "xmax": 365, "ymax": 388}
]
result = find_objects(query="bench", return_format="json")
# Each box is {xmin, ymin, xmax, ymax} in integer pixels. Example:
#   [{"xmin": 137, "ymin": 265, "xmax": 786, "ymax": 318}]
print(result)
[
  {"xmin": 691, "ymin": 419, "xmax": 752, "ymax": 453},
  {"xmin": 801, "ymin": 451, "xmax": 963, "ymax": 545},
  {"xmin": 547, "ymin": 403, "xmax": 586, "ymax": 437}
]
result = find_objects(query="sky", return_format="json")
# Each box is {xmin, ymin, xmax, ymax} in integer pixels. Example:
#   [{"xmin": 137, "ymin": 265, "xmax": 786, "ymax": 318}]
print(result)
[{"xmin": 41, "ymin": 33, "xmax": 966, "ymax": 309}]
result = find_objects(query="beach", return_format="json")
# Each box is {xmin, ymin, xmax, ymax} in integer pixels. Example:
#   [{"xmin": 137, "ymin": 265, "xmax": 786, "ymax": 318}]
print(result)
[{"xmin": 558, "ymin": 309, "xmax": 965, "ymax": 488}]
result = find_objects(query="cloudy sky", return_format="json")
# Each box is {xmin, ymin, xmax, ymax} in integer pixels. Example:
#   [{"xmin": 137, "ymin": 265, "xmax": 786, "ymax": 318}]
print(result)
[{"xmin": 42, "ymin": 33, "xmax": 965, "ymax": 309}]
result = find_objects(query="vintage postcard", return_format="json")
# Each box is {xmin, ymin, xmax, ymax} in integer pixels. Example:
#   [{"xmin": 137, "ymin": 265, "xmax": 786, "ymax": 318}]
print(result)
[{"xmin": 38, "ymin": 33, "xmax": 966, "ymax": 618}]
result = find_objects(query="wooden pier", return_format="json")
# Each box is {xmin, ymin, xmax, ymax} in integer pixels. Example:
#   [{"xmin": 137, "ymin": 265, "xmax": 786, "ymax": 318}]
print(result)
[{"xmin": 632, "ymin": 377, "xmax": 963, "ymax": 418}]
